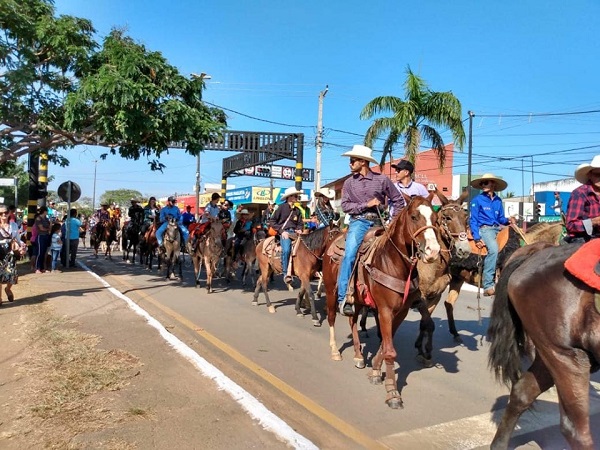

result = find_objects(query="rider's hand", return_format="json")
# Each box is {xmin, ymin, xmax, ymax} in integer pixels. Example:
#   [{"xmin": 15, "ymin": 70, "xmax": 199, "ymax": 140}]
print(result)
[
  {"xmin": 366, "ymin": 198, "xmax": 381, "ymax": 208},
  {"xmin": 281, "ymin": 231, "xmax": 290, "ymax": 239},
  {"xmin": 475, "ymin": 239, "xmax": 485, "ymax": 249}
]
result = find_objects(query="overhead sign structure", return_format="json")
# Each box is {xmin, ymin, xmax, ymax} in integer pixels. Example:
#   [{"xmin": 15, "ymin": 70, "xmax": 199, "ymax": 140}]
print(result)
[
  {"xmin": 232, "ymin": 164, "xmax": 314, "ymax": 182},
  {"xmin": 0, "ymin": 178, "xmax": 16, "ymax": 187}
]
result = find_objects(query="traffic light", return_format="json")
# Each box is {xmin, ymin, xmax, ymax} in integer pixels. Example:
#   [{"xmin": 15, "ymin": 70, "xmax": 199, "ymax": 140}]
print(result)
[{"xmin": 533, "ymin": 202, "xmax": 541, "ymax": 221}]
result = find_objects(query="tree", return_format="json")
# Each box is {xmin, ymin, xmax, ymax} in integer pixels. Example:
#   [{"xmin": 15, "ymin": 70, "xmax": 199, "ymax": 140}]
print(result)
[
  {"xmin": 0, "ymin": 0, "xmax": 226, "ymax": 170},
  {"xmin": 360, "ymin": 66, "xmax": 465, "ymax": 168},
  {"xmin": 99, "ymin": 189, "xmax": 143, "ymax": 208}
]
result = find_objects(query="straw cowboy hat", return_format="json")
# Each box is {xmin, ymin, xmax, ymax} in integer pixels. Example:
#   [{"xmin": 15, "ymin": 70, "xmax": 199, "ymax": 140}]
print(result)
[
  {"xmin": 315, "ymin": 187, "xmax": 335, "ymax": 199},
  {"xmin": 239, "ymin": 209, "xmax": 249, "ymax": 214},
  {"xmin": 470, "ymin": 173, "xmax": 508, "ymax": 191},
  {"xmin": 280, "ymin": 186, "xmax": 303, "ymax": 200},
  {"xmin": 342, "ymin": 144, "xmax": 378, "ymax": 165},
  {"xmin": 574, "ymin": 155, "xmax": 600, "ymax": 184}
]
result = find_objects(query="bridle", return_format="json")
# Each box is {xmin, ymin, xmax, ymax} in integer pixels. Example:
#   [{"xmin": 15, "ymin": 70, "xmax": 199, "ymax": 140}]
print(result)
[{"xmin": 436, "ymin": 204, "xmax": 468, "ymax": 253}]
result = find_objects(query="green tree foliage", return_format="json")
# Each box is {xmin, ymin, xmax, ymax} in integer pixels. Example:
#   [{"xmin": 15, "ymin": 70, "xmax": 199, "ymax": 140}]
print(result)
[
  {"xmin": 99, "ymin": 189, "xmax": 143, "ymax": 209},
  {"xmin": 0, "ymin": 0, "xmax": 226, "ymax": 170},
  {"xmin": 360, "ymin": 66, "xmax": 465, "ymax": 169}
]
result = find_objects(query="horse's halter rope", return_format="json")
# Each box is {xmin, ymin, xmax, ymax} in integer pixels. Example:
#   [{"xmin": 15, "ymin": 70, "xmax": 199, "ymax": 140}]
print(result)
[{"xmin": 437, "ymin": 204, "xmax": 468, "ymax": 254}]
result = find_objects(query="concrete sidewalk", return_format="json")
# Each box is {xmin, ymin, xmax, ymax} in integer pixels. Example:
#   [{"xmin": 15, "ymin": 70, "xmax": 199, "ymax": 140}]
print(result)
[{"xmin": 0, "ymin": 256, "xmax": 310, "ymax": 449}]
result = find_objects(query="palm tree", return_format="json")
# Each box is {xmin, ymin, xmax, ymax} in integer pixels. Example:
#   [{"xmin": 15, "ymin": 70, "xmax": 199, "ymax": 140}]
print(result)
[{"xmin": 360, "ymin": 66, "xmax": 466, "ymax": 169}]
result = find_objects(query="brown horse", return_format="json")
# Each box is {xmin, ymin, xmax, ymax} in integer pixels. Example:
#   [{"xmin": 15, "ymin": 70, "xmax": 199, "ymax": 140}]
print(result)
[
  {"xmin": 90, "ymin": 219, "xmax": 117, "ymax": 259},
  {"xmin": 162, "ymin": 217, "xmax": 182, "ymax": 280},
  {"xmin": 189, "ymin": 218, "xmax": 223, "ymax": 293},
  {"xmin": 322, "ymin": 196, "xmax": 440, "ymax": 408},
  {"xmin": 223, "ymin": 230, "xmax": 264, "ymax": 287},
  {"xmin": 413, "ymin": 191, "xmax": 471, "ymax": 365},
  {"xmin": 140, "ymin": 218, "xmax": 161, "ymax": 270},
  {"xmin": 443, "ymin": 221, "xmax": 565, "ymax": 342},
  {"xmin": 487, "ymin": 242, "xmax": 600, "ymax": 449}
]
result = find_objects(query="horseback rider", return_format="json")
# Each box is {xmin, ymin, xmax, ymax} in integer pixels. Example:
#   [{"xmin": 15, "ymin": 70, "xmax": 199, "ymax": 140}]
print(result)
[
  {"xmin": 141, "ymin": 196, "xmax": 160, "ymax": 236},
  {"xmin": 109, "ymin": 203, "xmax": 122, "ymax": 230},
  {"xmin": 268, "ymin": 186, "xmax": 304, "ymax": 285},
  {"xmin": 337, "ymin": 145, "xmax": 405, "ymax": 316},
  {"xmin": 90, "ymin": 203, "xmax": 110, "ymax": 232},
  {"xmin": 181, "ymin": 205, "xmax": 196, "ymax": 227},
  {"xmin": 156, "ymin": 196, "xmax": 189, "ymax": 250},
  {"xmin": 232, "ymin": 209, "xmax": 252, "ymax": 262},
  {"xmin": 261, "ymin": 201, "xmax": 275, "ymax": 229},
  {"xmin": 127, "ymin": 198, "xmax": 145, "ymax": 229},
  {"xmin": 469, "ymin": 173, "xmax": 516, "ymax": 297},
  {"xmin": 313, "ymin": 187, "xmax": 339, "ymax": 229},
  {"xmin": 189, "ymin": 192, "xmax": 222, "ymax": 250},
  {"xmin": 565, "ymin": 155, "xmax": 600, "ymax": 243},
  {"xmin": 217, "ymin": 199, "xmax": 233, "ymax": 245}
]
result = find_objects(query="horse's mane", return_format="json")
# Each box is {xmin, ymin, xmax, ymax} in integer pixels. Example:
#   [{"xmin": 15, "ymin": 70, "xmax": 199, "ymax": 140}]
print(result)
[
  {"xmin": 525, "ymin": 221, "xmax": 563, "ymax": 245},
  {"xmin": 300, "ymin": 226, "xmax": 329, "ymax": 252},
  {"xmin": 372, "ymin": 196, "xmax": 430, "ymax": 253}
]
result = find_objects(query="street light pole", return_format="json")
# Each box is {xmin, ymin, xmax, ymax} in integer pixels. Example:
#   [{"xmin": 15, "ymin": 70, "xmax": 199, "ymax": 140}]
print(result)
[
  {"xmin": 92, "ymin": 160, "xmax": 98, "ymax": 211},
  {"xmin": 467, "ymin": 111, "xmax": 474, "ymax": 204},
  {"xmin": 191, "ymin": 72, "xmax": 212, "ymax": 220},
  {"xmin": 315, "ymin": 85, "xmax": 328, "ymax": 192}
]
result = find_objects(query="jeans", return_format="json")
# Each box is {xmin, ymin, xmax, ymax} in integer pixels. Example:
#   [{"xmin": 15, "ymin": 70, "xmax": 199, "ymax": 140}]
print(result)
[
  {"xmin": 337, "ymin": 218, "xmax": 373, "ymax": 303},
  {"xmin": 36, "ymin": 234, "xmax": 50, "ymax": 271},
  {"xmin": 280, "ymin": 232, "xmax": 295, "ymax": 277},
  {"xmin": 51, "ymin": 249, "xmax": 60, "ymax": 271},
  {"xmin": 480, "ymin": 226, "xmax": 500, "ymax": 290},
  {"xmin": 156, "ymin": 222, "xmax": 189, "ymax": 246}
]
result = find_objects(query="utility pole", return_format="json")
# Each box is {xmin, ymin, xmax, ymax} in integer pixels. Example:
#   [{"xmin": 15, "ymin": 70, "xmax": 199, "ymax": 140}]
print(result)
[
  {"xmin": 315, "ymin": 85, "xmax": 328, "ymax": 192},
  {"xmin": 92, "ymin": 160, "xmax": 98, "ymax": 211},
  {"xmin": 467, "ymin": 111, "xmax": 474, "ymax": 204},
  {"xmin": 195, "ymin": 152, "xmax": 201, "ymax": 220}
]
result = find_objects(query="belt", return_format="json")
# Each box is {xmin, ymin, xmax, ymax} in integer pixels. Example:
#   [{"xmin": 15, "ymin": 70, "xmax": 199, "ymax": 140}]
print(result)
[
  {"xmin": 480, "ymin": 224, "xmax": 500, "ymax": 228},
  {"xmin": 353, "ymin": 212, "xmax": 380, "ymax": 221}
]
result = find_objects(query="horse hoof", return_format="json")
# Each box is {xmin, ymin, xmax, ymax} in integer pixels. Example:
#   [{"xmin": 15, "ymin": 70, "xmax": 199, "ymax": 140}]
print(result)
[
  {"xmin": 268, "ymin": 305, "xmax": 276, "ymax": 314},
  {"xmin": 312, "ymin": 320, "xmax": 321, "ymax": 327},
  {"xmin": 369, "ymin": 376, "xmax": 383, "ymax": 385},
  {"xmin": 354, "ymin": 358, "xmax": 366, "ymax": 369},
  {"xmin": 287, "ymin": 283, "xmax": 293, "ymax": 292},
  {"xmin": 386, "ymin": 398, "xmax": 404, "ymax": 410},
  {"xmin": 251, "ymin": 301, "xmax": 258, "ymax": 306},
  {"xmin": 331, "ymin": 353, "xmax": 342, "ymax": 361},
  {"xmin": 296, "ymin": 312, "xmax": 303, "ymax": 317},
  {"xmin": 453, "ymin": 335, "xmax": 463, "ymax": 344},
  {"xmin": 416, "ymin": 355, "xmax": 434, "ymax": 368}
]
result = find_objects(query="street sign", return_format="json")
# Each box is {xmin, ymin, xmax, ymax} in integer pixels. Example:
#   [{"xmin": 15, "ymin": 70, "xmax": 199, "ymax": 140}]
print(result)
[
  {"xmin": 0, "ymin": 178, "xmax": 15, "ymax": 186},
  {"xmin": 231, "ymin": 164, "xmax": 314, "ymax": 182},
  {"xmin": 58, "ymin": 181, "xmax": 81, "ymax": 202}
]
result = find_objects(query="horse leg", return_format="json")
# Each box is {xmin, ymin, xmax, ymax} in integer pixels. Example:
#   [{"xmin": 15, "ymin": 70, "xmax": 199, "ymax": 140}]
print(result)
[
  {"xmin": 315, "ymin": 271, "xmax": 324, "ymax": 299},
  {"xmin": 414, "ymin": 299, "xmax": 435, "ymax": 367},
  {"xmin": 303, "ymin": 275, "xmax": 321, "ymax": 327},
  {"xmin": 359, "ymin": 306, "xmax": 369, "ymax": 336},
  {"xmin": 349, "ymin": 312, "xmax": 365, "ymax": 369},
  {"xmin": 325, "ymin": 278, "xmax": 342, "ymax": 360},
  {"xmin": 445, "ymin": 277, "xmax": 464, "ymax": 342},
  {"xmin": 491, "ymin": 356, "xmax": 554, "ymax": 450},
  {"xmin": 204, "ymin": 255, "xmax": 212, "ymax": 293}
]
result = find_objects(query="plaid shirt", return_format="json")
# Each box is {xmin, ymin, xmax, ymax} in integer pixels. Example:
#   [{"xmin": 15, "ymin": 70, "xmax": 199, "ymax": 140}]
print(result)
[
  {"xmin": 341, "ymin": 170, "xmax": 405, "ymax": 217},
  {"xmin": 565, "ymin": 182, "xmax": 600, "ymax": 238}
]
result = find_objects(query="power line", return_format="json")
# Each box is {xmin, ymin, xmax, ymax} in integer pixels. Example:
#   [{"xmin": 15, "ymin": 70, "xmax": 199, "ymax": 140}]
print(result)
[{"xmin": 477, "ymin": 109, "xmax": 600, "ymax": 118}]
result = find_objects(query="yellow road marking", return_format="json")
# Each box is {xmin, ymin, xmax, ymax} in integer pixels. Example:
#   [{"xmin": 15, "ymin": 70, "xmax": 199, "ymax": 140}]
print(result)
[{"xmin": 109, "ymin": 274, "xmax": 388, "ymax": 450}]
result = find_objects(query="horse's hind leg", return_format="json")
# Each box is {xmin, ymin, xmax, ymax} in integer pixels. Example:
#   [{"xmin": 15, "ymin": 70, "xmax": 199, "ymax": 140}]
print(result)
[
  {"xmin": 414, "ymin": 300, "xmax": 435, "ymax": 368},
  {"xmin": 445, "ymin": 278, "xmax": 464, "ymax": 342},
  {"xmin": 491, "ymin": 356, "xmax": 554, "ymax": 450}
]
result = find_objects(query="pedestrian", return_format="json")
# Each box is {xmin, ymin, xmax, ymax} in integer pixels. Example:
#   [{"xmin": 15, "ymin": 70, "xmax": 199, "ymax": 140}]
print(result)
[
  {"xmin": 0, "ymin": 205, "xmax": 26, "ymax": 305},
  {"xmin": 469, "ymin": 173, "xmax": 516, "ymax": 296},
  {"xmin": 564, "ymin": 155, "xmax": 600, "ymax": 243},
  {"xmin": 50, "ymin": 222, "xmax": 63, "ymax": 272},
  {"xmin": 62, "ymin": 208, "xmax": 82, "ymax": 268},
  {"xmin": 337, "ymin": 144, "xmax": 405, "ymax": 316},
  {"xmin": 552, "ymin": 191, "xmax": 563, "ymax": 216},
  {"xmin": 34, "ymin": 206, "xmax": 51, "ymax": 273}
]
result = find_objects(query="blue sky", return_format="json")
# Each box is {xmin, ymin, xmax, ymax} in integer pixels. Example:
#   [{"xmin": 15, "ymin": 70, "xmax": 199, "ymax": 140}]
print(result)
[{"xmin": 47, "ymin": 0, "xmax": 600, "ymax": 203}]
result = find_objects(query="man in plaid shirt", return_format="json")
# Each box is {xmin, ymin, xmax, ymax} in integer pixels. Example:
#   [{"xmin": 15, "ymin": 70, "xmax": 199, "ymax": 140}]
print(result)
[{"xmin": 565, "ymin": 155, "xmax": 600, "ymax": 243}]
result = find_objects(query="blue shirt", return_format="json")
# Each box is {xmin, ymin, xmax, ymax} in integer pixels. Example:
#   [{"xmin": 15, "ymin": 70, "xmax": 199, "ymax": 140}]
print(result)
[
  {"xmin": 159, "ymin": 205, "xmax": 181, "ymax": 223},
  {"xmin": 469, "ymin": 192, "xmax": 509, "ymax": 240}
]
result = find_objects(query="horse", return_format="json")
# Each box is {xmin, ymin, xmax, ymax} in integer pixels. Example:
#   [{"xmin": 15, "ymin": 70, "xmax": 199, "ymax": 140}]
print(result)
[
  {"xmin": 442, "ymin": 221, "xmax": 565, "ymax": 342},
  {"xmin": 322, "ymin": 196, "xmax": 441, "ymax": 409},
  {"xmin": 487, "ymin": 242, "xmax": 600, "ymax": 449},
  {"xmin": 122, "ymin": 220, "xmax": 142, "ymax": 264},
  {"xmin": 223, "ymin": 230, "xmax": 264, "ymax": 287},
  {"xmin": 139, "ymin": 218, "xmax": 161, "ymax": 270},
  {"xmin": 162, "ymin": 217, "xmax": 182, "ymax": 280},
  {"xmin": 90, "ymin": 219, "xmax": 117, "ymax": 259},
  {"xmin": 413, "ymin": 191, "xmax": 471, "ymax": 365},
  {"xmin": 189, "ymin": 218, "xmax": 223, "ymax": 292}
]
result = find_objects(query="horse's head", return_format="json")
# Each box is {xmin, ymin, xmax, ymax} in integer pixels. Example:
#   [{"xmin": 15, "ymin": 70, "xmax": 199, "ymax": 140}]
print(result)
[
  {"xmin": 436, "ymin": 192, "xmax": 471, "ymax": 260},
  {"xmin": 398, "ymin": 196, "xmax": 440, "ymax": 263}
]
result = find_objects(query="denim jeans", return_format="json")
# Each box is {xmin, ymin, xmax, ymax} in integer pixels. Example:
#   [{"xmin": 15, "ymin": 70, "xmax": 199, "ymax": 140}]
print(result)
[
  {"xmin": 337, "ymin": 218, "xmax": 373, "ymax": 303},
  {"xmin": 280, "ymin": 232, "xmax": 295, "ymax": 276},
  {"xmin": 156, "ymin": 222, "xmax": 189, "ymax": 246},
  {"xmin": 480, "ymin": 226, "xmax": 500, "ymax": 290},
  {"xmin": 51, "ymin": 249, "xmax": 60, "ymax": 271}
]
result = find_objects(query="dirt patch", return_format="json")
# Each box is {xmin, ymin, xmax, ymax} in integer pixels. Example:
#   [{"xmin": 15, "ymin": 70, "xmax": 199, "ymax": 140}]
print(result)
[{"xmin": 0, "ymin": 264, "xmax": 143, "ymax": 449}]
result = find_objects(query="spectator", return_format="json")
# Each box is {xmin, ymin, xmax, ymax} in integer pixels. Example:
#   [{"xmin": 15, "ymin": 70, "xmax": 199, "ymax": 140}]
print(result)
[
  {"xmin": 34, "ymin": 206, "xmax": 51, "ymax": 273},
  {"xmin": 50, "ymin": 222, "xmax": 62, "ymax": 272},
  {"xmin": 61, "ymin": 208, "xmax": 82, "ymax": 268}
]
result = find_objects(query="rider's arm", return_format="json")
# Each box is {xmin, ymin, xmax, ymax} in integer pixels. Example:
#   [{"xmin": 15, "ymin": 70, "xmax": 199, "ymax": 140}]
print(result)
[{"xmin": 469, "ymin": 197, "xmax": 482, "ymax": 241}]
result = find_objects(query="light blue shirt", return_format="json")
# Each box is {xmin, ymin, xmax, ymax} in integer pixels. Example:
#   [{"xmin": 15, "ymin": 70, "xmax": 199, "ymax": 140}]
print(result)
[
  {"xmin": 201, "ymin": 202, "xmax": 220, "ymax": 224},
  {"xmin": 159, "ymin": 205, "xmax": 181, "ymax": 223},
  {"xmin": 469, "ymin": 192, "xmax": 509, "ymax": 241}
]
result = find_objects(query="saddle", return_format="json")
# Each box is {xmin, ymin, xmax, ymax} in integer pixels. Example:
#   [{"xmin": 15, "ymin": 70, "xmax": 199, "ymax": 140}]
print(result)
[
  {"xmin": 467, "ymin": 226, "xmax": 511, "ymax": 256},
  {"xmin": 564, "ymin": 239, "xmax": 600, "ymax": 292},
  {"xmin": 261, "ymin": 235, "xmax": 301, "ymax": 275}
]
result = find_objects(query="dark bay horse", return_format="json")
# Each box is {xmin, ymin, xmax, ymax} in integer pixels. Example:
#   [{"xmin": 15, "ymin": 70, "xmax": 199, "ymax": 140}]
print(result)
[
  {"xmin": 140, "ymin": 219, "xmax": 161, "ymax": 270},
  {"xmin": 162, "ymin": 217, "xmax": 182, "ymax": 280},
  {"xmin": 189, "ymin": 219, "xmax": 223, "ymax": 292},
  {"xmin": 487, "ymin": 243, "xmax": 600, "ymax": 449},
  {"xmin": 413, "ymin": 191, "xmax": 471, "ymax": 365},
  {"xmin": 223, "ymin": 230, "xmax": 264, "ymax": 287},
  {"xmin": 442, "ymin": 221, "xmax": 565, "ymax": 342},
  {"xmin": 322, "ymin": 196, "xmax": 441, "ymax": 408},
  {"xmin": 122, "ymin": 220, "xmax": 142, "ymax": 264},
  {"xmin": 90, "ymin": 219, "xmax": 117, "ymax": 259}
]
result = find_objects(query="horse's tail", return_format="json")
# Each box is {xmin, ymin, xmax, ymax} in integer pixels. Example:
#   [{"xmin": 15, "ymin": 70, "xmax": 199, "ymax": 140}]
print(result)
[{"xmin": 487, "ymin": 254, "xmax": 528, "ymax": 387}]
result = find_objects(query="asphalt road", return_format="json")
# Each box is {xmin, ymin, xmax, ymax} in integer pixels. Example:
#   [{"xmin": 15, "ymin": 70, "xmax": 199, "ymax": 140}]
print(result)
[{"xmin": 80, "ymin": 246, "xmax": 600, "ymax": 450}]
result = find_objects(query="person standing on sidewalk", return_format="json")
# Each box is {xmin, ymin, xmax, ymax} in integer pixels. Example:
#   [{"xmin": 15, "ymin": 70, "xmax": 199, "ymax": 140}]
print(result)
[
  {"xmin": 469, "ymin": 173, "xmax": 515, "ymax": 296},
  {"xmin": 61, "ymin": 208, "xmax": 82, "ymax": 268},
  {"xmin": 35, "ymin": 206, "xmax": 51, "ymax": 273},
  {"xmin": 50, "ymin": 223, "xmax": 63, "ymax": 272}
]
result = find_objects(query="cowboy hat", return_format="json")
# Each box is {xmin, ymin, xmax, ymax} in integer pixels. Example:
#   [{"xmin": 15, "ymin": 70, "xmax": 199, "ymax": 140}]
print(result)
[
  {"xmin": 299, "ymin": 194, "xmax": 309, "ymax": 202},
  {"xmin": 239, "ymin": 209, "xmax": 249, "ymax": 214},
  {"xmin": 574, "ymin": 155, "xmax": 600, "ymax": 184},
  {"xmin": 342, "ymin": 144, "xmax": 378, "ymax": 165},
  {"xmin": 280, "ymin": 186, "xmax": 303, "ymax": 200},
  {"xmin": 470, "ymin": 173, "xmax": 508, "ymax": 191},
  {"xmin": 315, "ymin": 187, "xmax": 335, "ymax": 199}
]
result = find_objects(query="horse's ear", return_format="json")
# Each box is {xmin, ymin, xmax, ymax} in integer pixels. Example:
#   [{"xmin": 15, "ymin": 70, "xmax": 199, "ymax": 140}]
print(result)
[
  {"xmin": 402, "ymin": 193, "xmax": 411, "ymax": 205},
  {"xmin": 457, "ymin": 190, "xmax": 469, "ymax": 205}
]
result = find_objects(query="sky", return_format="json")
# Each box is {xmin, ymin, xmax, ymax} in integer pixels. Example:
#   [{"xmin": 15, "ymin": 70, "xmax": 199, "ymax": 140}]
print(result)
[{"xmin": 45, "ymin": 0, "xmax": 600, "ymax": 204}]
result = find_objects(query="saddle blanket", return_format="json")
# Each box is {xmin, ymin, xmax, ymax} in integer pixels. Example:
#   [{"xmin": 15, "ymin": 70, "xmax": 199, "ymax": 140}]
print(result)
[{"xmin": 564, "ymin": 239, "xmax": 600, "ymax": 291}]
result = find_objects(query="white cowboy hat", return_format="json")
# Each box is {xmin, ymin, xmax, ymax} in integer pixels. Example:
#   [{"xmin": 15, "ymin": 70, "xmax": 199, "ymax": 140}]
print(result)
[
  {"xmin": 470, "ymin": 173, "xmax": 508, "ymax": 191},
  {"xmin": 299, "ymin": 194, "xmax": 309, "ymax": 202},
  {"xmin": 280, "ymin": 186, "xmax": 303, "ymax": 200},
  {"xmin": 315, "ymin": 187, "xmax": 335, "ymax": 199},
  {"xmin": 574, "ymin": 155, "xmax": 600, "ymax": 184},
  {"xmin": 239, "ymin": 209, "xmax": 249, "ymax": 214},
  {"xmin": 342, "ymin": 144, "xmax": 378, "ymax": 165}
]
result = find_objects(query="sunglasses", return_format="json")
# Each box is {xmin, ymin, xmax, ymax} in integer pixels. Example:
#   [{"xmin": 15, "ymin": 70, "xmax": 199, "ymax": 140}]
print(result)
[
  {"xmin": 480, "ymin": 180, "xmax": 493, "ymax": 187},
  {"xmin": 0, "ymin": 212, "xmax": 6, "ymax": 216},
  {"xmin": 589, "ymin": 170, "xmax": 600, "ymax": 177},
  {"xmin": 349, "ymin": 158, "xmax": 362, "ymax": 164}
]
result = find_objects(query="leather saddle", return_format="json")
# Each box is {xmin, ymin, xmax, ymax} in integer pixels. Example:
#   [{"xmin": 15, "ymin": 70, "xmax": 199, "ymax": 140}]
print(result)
[
  {"xmin": 467, "ymin": 226, "xmax": 511, "ymax": 256},
  {"xmin": 261, "ymin": 235, "xmax": 301, "ymax": 275}
]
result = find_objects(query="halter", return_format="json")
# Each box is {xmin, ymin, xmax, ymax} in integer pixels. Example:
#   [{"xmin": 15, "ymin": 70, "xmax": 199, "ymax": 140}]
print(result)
[{"xmin": 437, "ymin": 204, "xmax": 468, "ymax": 253}]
